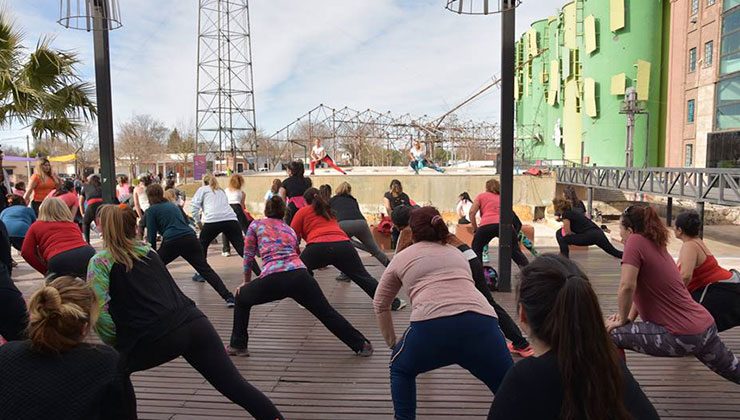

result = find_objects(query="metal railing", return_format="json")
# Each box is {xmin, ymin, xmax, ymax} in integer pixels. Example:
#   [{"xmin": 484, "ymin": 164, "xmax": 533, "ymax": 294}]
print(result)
[{"xmin": 552, "ymin": 166, "xmax": 740, "ymax": 206}]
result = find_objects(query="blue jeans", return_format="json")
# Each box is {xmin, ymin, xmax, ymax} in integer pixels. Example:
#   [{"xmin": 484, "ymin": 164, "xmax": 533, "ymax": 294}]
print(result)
[{"xmin": 390, "ymin": 311, "xmax": 513, "ymax": 419}]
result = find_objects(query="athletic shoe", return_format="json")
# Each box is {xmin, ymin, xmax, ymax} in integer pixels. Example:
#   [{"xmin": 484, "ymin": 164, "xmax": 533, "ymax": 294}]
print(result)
[
  {"xmin": 226, "ymin": 345, "xmax": 250, "ymax": 357},
  {"xmin": 192, "ymin": 273, "xmax": 206, "ymax": 282},
  {"xmin": 221, "ymin": 251, "xmax": 231, "ymax": 257},
  {"xmin": 226, "ymin": 297, "xmax": 235, "ymax": 308},
  {"xmin": 335, "ymin": 273, "xmax": 351, "ymax": 282},
  {"xmin": 356, "ymin": 341, "xmax": 374, "ymax": 357},
  {"xmin": 391, "ymin": 298, "xmax": 407, "ymax": 311},
  {"xmin": 482, "ymin": 253, "xmax": 490, "ymax": 263},
  {"xmin": 507, "ymin": 342, "xmax": 535, "ymax": 358}
]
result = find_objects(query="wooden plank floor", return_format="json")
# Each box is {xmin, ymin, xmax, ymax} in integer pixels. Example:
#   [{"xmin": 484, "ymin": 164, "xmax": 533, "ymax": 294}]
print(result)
[{"xmin": 119, "ymin": 246, "xmax": 738, "ymax": 420}]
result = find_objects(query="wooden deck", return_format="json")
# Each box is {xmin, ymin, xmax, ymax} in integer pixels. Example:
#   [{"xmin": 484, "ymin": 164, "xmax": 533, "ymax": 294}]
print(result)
[{"xmin": 12, "ymin": 246, "xmax": 740, "ymax": 419}]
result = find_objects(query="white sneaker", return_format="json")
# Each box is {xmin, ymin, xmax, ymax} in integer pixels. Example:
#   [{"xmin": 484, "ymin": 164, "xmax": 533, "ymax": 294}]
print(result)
[{"xmin": 221, "ymin": 252, "xmax": 231, "ymax": 257}]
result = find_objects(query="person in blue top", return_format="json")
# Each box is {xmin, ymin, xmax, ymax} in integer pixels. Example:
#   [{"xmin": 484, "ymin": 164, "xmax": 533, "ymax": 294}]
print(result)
[
  {"xmin": 145, "ymin": 184, "xmax": 236, "ymax": 308},
  {"xmin": 0, "ymin": 194, "xmax": 36, "ymax": 251}
]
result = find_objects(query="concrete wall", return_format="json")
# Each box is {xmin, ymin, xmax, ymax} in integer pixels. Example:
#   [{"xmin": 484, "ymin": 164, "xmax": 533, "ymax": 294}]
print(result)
[{"xmin": 229, "ymin": 174, "xmax": 557, "ymax": 221}]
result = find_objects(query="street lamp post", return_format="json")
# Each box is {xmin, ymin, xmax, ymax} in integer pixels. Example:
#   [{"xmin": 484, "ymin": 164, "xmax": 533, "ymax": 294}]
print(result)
[
  {"xmin": 445, "ymin": 0, "xmax": 519, "ymax": 292},
  {"xmin": 58, "ymin": 0, "xmax": 122, "ymax": 203}
]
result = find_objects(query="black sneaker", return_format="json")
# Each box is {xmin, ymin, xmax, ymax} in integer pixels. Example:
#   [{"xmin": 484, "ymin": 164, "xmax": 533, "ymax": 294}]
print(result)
[
  {"xmin": 226, "ymin": 345, "xmax": 250, "ymax": 357},
  {"xmin": 192, "ymin": 273, "xmax": 206, "ymax": 282},
  {"xmin": 226, "ymin": 297, "xmax": 235, "ymax": 308},
  {"xmin": 356, "ymin": 341, "xmax": 374, "ymax": 357},
  {"xmin": 391, "ymin": 298, "xmax": 407, "ymax": 311},
  {"xmin": 335, "ymin": 273, "xmax": 351, "ymax": 282}
]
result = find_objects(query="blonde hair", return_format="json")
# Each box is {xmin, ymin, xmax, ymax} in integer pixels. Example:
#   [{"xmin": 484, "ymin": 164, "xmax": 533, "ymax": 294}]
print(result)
[
  {"xmin": 34, "ymin": 158, "xmax": 52, "ymax": 181},
  {"xmin": 203, "ymin": 174, "xmax": 221, "ymax": 191},
  {"xmin": 335, "ymin": 181, "xmax": 352, "ymax": 196},
  {"xmin": 163, "ymin": 189, "xmax": 177, "ymax": 203},
  {"xmin": 228, "ymin": 174, "xmax": 244, "ymax": 190},
  {"xmin": 38, "ymin": 197, "xmax": 74, "ymax": 222},
  {"xmin": 98, "ymin": 205, "xmax": 145, "ymax": 271},
  {"xmin": 485, "ymin": 178, "xmax": 501, "ymax": 194},
  {"xmin": 28, "ymin": 276, "xmax": 98, "ymax": 353}
]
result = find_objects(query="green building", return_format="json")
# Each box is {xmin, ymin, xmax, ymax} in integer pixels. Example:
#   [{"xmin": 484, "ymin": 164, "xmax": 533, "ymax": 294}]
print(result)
[{"xmin": 515, "ymin": 0, "xmax": 669, "ymax": 167}]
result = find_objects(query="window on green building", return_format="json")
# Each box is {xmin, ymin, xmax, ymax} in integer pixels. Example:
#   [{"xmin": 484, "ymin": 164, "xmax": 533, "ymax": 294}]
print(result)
[
  {"xmin": 689, "ymin": 48, "xmax": 697, "ymax": 72},
  {"xmin": 705, "ymin": 41, "xmax": 714, "ymax": 67},
  {"xmin": 692, "ymin": 0, "xmax": 699, "ymax": 15},
  {"xmin": 685, "ymin": 144, "xmax": 694, "ymax": 167},
  {"xmin": 720, "ymin": 6, "xmax": 740, "ymax": 75},
  {"xmin": 725, "ymin": 0, "xmax": 739, "ymax": 12},
  {"xmin": 716, "ymin": 75, "xmax": 740, "ymax": 130},
  {"xmin": 688, "ymin": 99, "xmax": 696, "ymax": 123}
]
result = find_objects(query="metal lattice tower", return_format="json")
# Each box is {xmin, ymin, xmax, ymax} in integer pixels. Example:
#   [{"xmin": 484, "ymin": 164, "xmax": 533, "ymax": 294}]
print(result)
[{"xmin": 196, "ymin": 0, "xmax": 257, "ymax": 169}]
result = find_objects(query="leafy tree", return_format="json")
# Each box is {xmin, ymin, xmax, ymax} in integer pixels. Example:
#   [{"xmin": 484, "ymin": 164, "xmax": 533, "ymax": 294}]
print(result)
[{"xmin": 116, "ymin": 115, "xmax": 166, "ymax": 176}]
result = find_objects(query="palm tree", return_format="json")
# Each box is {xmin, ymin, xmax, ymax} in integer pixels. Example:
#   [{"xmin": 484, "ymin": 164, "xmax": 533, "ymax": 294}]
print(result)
[{"xmin": 0, "ymin": 10, "xmax": 96, "ymax": 142}]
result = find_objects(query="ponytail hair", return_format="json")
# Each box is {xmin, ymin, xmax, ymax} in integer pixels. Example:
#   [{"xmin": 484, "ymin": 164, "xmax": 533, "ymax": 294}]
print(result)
[
  {"xmin": 518, "ymin": 254, "xmax": 630, "ymax": 420},
  {"xmin": 409, "ymin": 206, "xmax": 449, "ymax": 243},
  {"xmin": 27, "ymin": 276, "xmax": 98, "ymax": 354},
  {"xmin": 203, "ymin": 174, "xmax": 221, "ymax": 191},
  {"xmin": 303, "ymin": 187, "xmax": 334, "ymax": 220},
  {"xmin": 621, "ymin": 205, "xmax": 668, "ymax": 248}
]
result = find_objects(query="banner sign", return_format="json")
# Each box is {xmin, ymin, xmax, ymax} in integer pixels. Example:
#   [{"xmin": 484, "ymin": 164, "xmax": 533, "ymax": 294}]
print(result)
[{"xmin": 194, "ymin": 155, "xmax": 207, "ymax": 181}]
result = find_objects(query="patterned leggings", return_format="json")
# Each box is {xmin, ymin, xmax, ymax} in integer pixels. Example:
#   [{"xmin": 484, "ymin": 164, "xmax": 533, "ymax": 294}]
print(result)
[{"xmin": 611, "ymin": 321, "xmax": 740, "ymax": 384}]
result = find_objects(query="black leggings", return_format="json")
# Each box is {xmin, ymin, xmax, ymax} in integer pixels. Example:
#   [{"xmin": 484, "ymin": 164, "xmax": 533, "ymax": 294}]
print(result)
[
  {"xmin": 464, "ymin": 246, "xmax": 528, "ymax": 349},
  {"xmin": 47, "ymin": 245, "xmax": 97, "ymax": 278},
  {"xmin": 300, "ymin": 241, "xmax": 402, "ymax": 310},
  {"xmin": 9, "ymin": 237, "xmax": 23, "ymax": 251},
  {"xmin": 83, "ymin": 201, "xmax": 103, "ymax": 244},
  {"xmin": 223, "ymin": 204, "xmax": 251, "ymax": 253},
  {"xmin": 158, "ymin": 235, "xmax": 234, "ymax": 301},
  {"xmin": 230, "ymin": 269, "xmax": 368, "ymax": 352},
  {"xmin": 199, "ymin": 220, "xmax": 260, "ymax": 276},
  {"xmin": 556, "ymin": 228, "xmax": 623, "ymax": 259},
  {"xmin": 471, "ymin": 224, "xmax": 529, "ymax": 268},
  {"xmin": 692, "ymin": 281, "xmax": 740, "ymax": 333},
  {"xmin": 122, "ymin": 316, "xmax": 283, "ymax": 420}
]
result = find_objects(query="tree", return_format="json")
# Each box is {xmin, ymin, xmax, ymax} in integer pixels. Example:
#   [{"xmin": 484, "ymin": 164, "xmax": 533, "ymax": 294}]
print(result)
[
  {"xmin": 167, "ymin": 127, "xmax": 196, "ymax": 179},
  {"xmin": 0, "ymin": 11, "xmax": 96, "ymax": 142},
  {"xmin": 116, "ymin": 115, "xmax": 167, "ymax": 176}
]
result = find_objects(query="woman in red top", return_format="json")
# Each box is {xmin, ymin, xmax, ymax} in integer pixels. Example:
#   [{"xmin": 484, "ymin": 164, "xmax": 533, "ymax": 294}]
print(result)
[
  {"xmin": 24, "ymin": 158, "xmax": 61, "ymax": 215},
  {"xmin": 292, "ymin": 188, "xmax": 405, "ymax": 311},
  {"xmin": 53, "ymin": 179, "xmax": 80, "ymax": 227},
  {"xmin": 21, "ymin": 198, "xmax": 96, "ymax": 279},
  {"xmin": 607, "ymin": 205, "xmax": 739, "ymax": 383},
  {"xmin": 675, "ymin": 210, "xmax": 739, "ymax": 332}
]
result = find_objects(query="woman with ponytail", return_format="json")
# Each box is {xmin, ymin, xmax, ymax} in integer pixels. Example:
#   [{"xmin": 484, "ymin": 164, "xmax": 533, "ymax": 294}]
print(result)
[
  {"xmin": 87, "ymin": 204, "xmax": 284, "ymax": 419},
  {"xmin": 191, "ymin": 174, "xmax": 260, "ymax": 292},
  {"xmin": 607, "ymin": 205, "xmax": 740, "ymax": 383},
  {"xmin": 228, "ymin": 196, "xmax": 373, "ymax": 357},
  {"xmin": 553, "ymin": 198, "xmax": 623, "ymax": 259},
  {"xmin": 279, "ymin": 160, "xmax": 312, "ymax": 225},
  {"xmin": 375, "ymin": 206, "xmax": 513, "ymax": 420},
  {"xmin": 489, "ymin": 255, "xmax": 657, "ymax": 419},
  {"xmin": 292, "ymin": 187, "xmax": 405, "ymax": 311},
  {"xmin": 0, "ymin": 276, "xmax": 134, "ymax": 419},
  {"xmin": 675, "ymin": 210, "xmax": 740, "ymax": 332}
]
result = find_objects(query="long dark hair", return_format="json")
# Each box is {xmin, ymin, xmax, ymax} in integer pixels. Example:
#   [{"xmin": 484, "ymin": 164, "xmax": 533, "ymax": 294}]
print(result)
[
  {"xmin": 621, "ymin": 205, "xmax": 669, "ymax": 248},
  {"xmin": 389, "ymin": 179, "xmax": 403, "ymax": 197},
  {"xmin": 54, "ymin": 180, "xmax": 75, "ymax": 197},
  {"xmin": 564, "ymin": 186, "xmax": 584, "ymax": 209},
  {"xmin": 288, "ymin": 161, "xmax": 305, "ymax": 178},
  {"xmin": 409, "ymin": 206, "xmax": 448, "ymax": 243},
  {"xmin": 303, "ymin": 187, "xmax": 333, "ymax": 220},
  {"xmin": 459, "ymin": 192, "xmax": 472, "ymax": 203},
  {"xmin": 518, "ymin": 254, "xmax": 630, "ymax": 420},
  {"xmin": 88, "ymin": 175, "xmax": 102, "ymax": 189}
]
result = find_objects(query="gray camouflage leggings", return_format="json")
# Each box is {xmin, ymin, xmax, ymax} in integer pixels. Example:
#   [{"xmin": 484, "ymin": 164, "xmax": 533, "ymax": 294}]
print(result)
[{"xmin": 611, "ymin": 321, "xmax": 740, "ymax": 384}]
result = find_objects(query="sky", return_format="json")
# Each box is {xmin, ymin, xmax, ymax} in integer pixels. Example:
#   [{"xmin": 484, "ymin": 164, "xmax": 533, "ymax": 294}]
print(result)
[{"xmin": 3, "ymin": 0, "xmax": 565, "ymax": 149}]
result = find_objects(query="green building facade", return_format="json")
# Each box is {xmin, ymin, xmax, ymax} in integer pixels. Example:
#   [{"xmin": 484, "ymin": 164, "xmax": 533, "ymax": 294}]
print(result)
[{"xmin": 515, "ymin": 0, "xmax": 669, "ymax": 167}]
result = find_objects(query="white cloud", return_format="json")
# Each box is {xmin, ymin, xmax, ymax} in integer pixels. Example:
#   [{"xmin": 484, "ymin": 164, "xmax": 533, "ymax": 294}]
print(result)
[{"xmin": 4, "ymin": 0, "xmax": 566, "ymax": 141}]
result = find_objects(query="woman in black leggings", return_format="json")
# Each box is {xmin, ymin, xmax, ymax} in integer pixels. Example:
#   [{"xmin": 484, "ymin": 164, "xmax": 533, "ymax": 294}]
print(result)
[
  {"xmin": 79, "ymin": 174, "xmax": 104, "ymax": 244},
  {"xmin": 553, "ymin": 198, "xmax": 623, "ymax": 259},
  {"xmin": 227, "ymin": 196, "xmax": 373, "ymax": 357},
  {"xmin": 291, "ymin": 188, "xmax": 406, "ymax": 311},
  {"xmin": 145, "ymin": 184, "xmax": 236, "ymax": 307},
  {"xmin": 87, "ymin": 204, "xmax": 282, "ymax": 419}
]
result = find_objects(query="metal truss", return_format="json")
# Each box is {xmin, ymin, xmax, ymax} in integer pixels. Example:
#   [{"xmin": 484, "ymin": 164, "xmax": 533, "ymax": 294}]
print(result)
[
  {"xmin": 195, "ymin": 0, "xmax": 257, "ymax": 165},
  {"xmin": 265, "ymin": 104, "xmax": 499, "ymax": 167},
  {"xmin": 554, "ymin": 166, "xmax": 740, "ymax": 206}
]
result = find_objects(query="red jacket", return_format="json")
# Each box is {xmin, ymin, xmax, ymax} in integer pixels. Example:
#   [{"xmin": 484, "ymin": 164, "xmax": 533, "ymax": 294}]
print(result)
[
  {"xmin": 21, "ymin": 221, "xmax": 89, "ymax": 274},
  {"xmin": 290, "ymin": 206, "xmax": 348, "ymax": 244}
]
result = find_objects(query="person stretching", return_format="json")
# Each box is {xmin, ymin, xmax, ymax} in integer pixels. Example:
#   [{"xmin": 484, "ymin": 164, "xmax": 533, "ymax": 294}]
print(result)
[
  {"xmin": 489, "ymin": 255, "xmax": 658, "ymax": 420},
  {"xmin": 0, "ymin": 260, "xmax": 26, "ymax": 342},
  {"xmin": 222, "ymin": 174, "xmax": 252, "ymax": 257},
  {"xmin": 22, "ymin": 198, "xmax": 96, "ymax": 279},
  {"xmin": 675, "ymin": 210, "xmax": 739, "ymax": 332},
  {"xmin": 146, "ymin": 184, "xmax": 236, "ymax": 308},
  {"xmin": 408, "ymin": 140, "xmax": 444, "ymax": 174},
  {"xmin": 292, "ymin": 187, "xmax": 405, "ymax": 311},
  {"xmin": 310, "ymin": 138, "xmax": 346, "ymax": 175},
  {"xmin": 79, "ymin": 174, "xmax": 104, "ymax": 244},
  {"xmin": 227, "ymin": 196, "xmax": 373, "ymax": 357},
  {"xmin": 133, "ymin": 173, "xmax": 153, "ymax": 239},
  {"xmin": 607, "ymin": 205, "xmax": 740, "ymax": 383},
  {"xmin": 330, "ymin": 181, "xmax": 390, "ymax": 282},
  {"xmin": 0, "ymin": 194, "xmax": 36, "ymax": 251},
  {"xmin": 0, "ymin": 277, "xmax": 134, "ymax": 419},
  {"xmin": 191, "ymin": 174, "xmax": 260, "ymax": 277},
  {"xmin": 87, "ymin": 204, "xmax": 284, "ymax": 419},
  {"xmin": 553, "ymin": 198, "xmax": 623, "ymax": 259},
  {"xmin": 393, "ymin": 205, "xmax": 534, "ymax": 358},
  {"xmin": 375, "ymin": 206, "xmax": 512, "ymax": 420},
  {"xmin": 279, "ymin": 161, "xmax": 312, "ymax": 225}
]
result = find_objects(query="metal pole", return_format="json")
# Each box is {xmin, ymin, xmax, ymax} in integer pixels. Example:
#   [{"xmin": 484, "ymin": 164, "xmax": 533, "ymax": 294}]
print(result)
[
  {"xmin": 92, "ymin": 0, "xmax": 116, "ymax": 203},
  {"xmin": 587, "ymin": 187, "xmax": 593, "ymax": 218},
  {"xmin": 498, "ymin": 2, "xmax": 515, "ymax": 292},
  {"xmin": 25, "ymin": 135, "xmax": 32, "ymax": 180},
  {"xmin": 666, "ymin": 196, "xmax": 673, "ymax": 227},
  {"xmin": 697, "ymin": 201, "xmax": 705, "ymax": 239}
]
